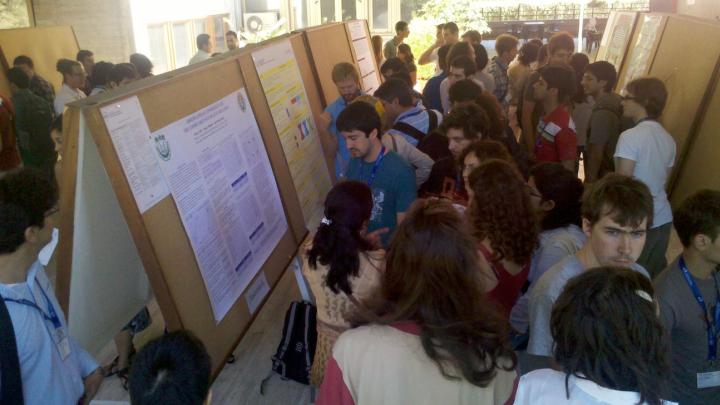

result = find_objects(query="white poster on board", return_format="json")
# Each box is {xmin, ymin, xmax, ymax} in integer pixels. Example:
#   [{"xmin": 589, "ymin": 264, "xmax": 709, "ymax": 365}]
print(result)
[
  {"xmin": 100, "ymin": 97, "xmax": 170, "ymax": 213},
  {"xmin": 252, "ymin": 40, "xmax": 332, "ymax": 229},
  {"xmin": 347, "ymin": 21, "xmax": 381, "ymax": 94},
  {"xmin": 151, "ymin": 89, "xmax": 288, "ymax": 323}
]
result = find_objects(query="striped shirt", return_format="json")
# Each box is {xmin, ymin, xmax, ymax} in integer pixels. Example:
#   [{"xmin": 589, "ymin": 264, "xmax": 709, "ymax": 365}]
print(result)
[{"xmin": 387, "ymin": 106, "xmax": 443, "ymax": 147}]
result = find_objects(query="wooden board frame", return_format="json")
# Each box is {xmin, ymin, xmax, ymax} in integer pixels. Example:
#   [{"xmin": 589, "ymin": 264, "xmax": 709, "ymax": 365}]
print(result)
[
  {"xmin": 295, "ymin": 23, "xmax": 359, "ymax": 107},
  {"xmin": 0, "ymin": 26, "xmax": 80, "ymax": 98},
  {"xmin": 57, "ymin": 49, "xmax": 313, "ymax": 376},
  {"xmin": 344, "ymin": 19, "xmax": 382, "ymax": 95}
]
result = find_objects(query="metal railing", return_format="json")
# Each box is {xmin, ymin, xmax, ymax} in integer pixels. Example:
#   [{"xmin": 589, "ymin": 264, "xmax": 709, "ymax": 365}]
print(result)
[{"xmin": 479, "ymin": 1, "xmax": 649, "ymax": 22}]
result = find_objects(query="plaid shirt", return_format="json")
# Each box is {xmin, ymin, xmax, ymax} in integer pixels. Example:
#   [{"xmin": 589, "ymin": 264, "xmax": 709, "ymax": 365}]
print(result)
[
  {"xmin": 29, "ymin": 74, "xmax": 55, "ymax": 106},
  {"xmin": 488, "ymin": 57, "xmax": 509, "ymax": 107}
]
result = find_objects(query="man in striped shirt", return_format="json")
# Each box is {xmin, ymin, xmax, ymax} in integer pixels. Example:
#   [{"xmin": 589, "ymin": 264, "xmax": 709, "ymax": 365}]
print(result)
[{"xmin": 374, "ymin": 78, "xmax": 442, "ymax": 147}]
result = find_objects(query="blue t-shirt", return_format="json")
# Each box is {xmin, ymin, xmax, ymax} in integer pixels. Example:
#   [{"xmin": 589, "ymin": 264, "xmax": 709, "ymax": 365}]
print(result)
[
  {"xmin": 422, "ymin": 71, "xmax": 447, "ymax": 113},
  {"xmin": 345, "ymin": 150, "xmax": 416, "ymax": 246},
  {"xmin": 326, "ymin": 93, "xmax": 366, "ymax": 179}
]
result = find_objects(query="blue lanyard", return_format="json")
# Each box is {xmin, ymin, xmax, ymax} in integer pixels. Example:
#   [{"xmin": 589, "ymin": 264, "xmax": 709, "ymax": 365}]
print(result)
[
  {"xmin": 2, "ymin": 280, "xmax": 62, "ymax": 329},
  {"xmin": 679, "ymin": 256, "xmax": 720, "ymax": 361},
  {"xmin": 364, "ymin": 146, "xmax": 385, "ymax": 187}
]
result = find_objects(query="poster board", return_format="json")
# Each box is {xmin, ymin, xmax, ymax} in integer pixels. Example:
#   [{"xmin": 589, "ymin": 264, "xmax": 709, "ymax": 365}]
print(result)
[
  {"xmin": 595, "ymin": 11, "xmax": 638, "ymax": 72},
  {"xmin": 346, "ymin": 20, "xmax": 382, "ymax": 94},
  {"xmin": 615, "ymin": 14, "xmax": 668, "ymax": 91},
  {"xmin": 248, "ymin": 38, "xmax": 333, "ymax": 230},
  {"xmin": 670, "ymin": 60, "xmax": 720, "ymax": 206},
  {"xmin": 298, "ymin": 23, "xmax": 358, "ymax": 106},
  {"xmin": 58, "ymin": 53, "xmax": 305, "ymax": 375},
  {"xmin": 0, "ymin": 26, "xmax": 80, "ymax": 97}
]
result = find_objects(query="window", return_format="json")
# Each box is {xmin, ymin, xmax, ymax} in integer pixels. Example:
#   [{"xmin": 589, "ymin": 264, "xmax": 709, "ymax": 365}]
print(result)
[
  {"xmin": 320, "ymin": 0, "xmax": 335, "ymax": 23},
  {"xmin": 342, "ymin": 0, "xmax": 356, "ymax": 21},
  {"xmin": 148, "ymin": 25, "xmax": 170, "ymax": 74},
  {"xmin": 372, "ymin": 0, "xmax": 388, "ymax": 31},
  {"xmin": 172, "ymin": 22, "xmax": 192, "ymax": 67}
]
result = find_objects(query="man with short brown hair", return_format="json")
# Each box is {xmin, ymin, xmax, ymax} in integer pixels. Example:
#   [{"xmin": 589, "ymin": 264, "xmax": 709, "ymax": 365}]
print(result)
[{"xmin": 488, "ymin": 34, "xmax": 519, "ymax": 107}]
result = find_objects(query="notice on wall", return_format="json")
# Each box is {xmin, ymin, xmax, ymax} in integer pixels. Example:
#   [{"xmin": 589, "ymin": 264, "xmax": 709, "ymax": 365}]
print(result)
[
  {"xmin": 151, "ymin": 89, "xmax": 288, "ymax": 323},
  {"xmin": 347, "ymin": 20, "xmax": 381, "ymax": 94},
  {"xmin": 101, "ymin": 97, "xmax": 170, "ymax": 213},
  {"xmin": 252, "ymin": 40, "xmax": 332, "ymax": 229},
  {"xmin": 622, "ymin": 14, "xmax": 664, "ymax": 87},
  {"xmin": 605, "ymin": 13, "xmax": 637, "ymax": 69}
]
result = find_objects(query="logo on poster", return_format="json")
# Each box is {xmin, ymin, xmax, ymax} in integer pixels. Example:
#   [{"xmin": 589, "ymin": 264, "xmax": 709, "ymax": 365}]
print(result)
[
  {"xmin": 154, "ymin": 134, "xmax": 171, "ymax": 161},
  {"xmin": 237, "ymin": 92, "xmax": 247, "ymax": 112}
]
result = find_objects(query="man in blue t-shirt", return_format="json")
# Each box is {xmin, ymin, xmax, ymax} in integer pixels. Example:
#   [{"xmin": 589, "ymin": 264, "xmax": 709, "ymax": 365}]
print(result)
[
  {"xmin": 318, "ymin": 62, "xmax": 363, "ymax": 180},
  {"xmin": 336, "ymin": 101, "xmax": 416, "ymax": 247}
]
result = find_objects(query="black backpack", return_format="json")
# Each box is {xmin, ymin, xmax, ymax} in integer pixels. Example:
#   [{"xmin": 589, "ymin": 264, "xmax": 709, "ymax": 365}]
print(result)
[
  {"xmin": 260, "ymin": 300, "xmax": 317, "ymax": 393},
  {"xmin": 0, "ymin": 296, "xmax": 24, "ymax": 404}
]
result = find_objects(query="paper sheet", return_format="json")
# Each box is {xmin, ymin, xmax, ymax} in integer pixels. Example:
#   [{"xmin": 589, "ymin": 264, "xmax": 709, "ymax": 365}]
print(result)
[
  {"xmin": 347, "ymin": 21, "xmax": 381, "ymax": 94},
  {"xmin": 622, "ymin": 14, "xmax": 663, "ymax": 85},
  {"xmin": 100, "ymin": 97, "xmax": 170, "ymax": 213},
  {"xmin": 252, "ymin": 40, "xmax": 333, "ymax": 229},
  {"xmin": 152, "ymin": 89, "xmax": 287, "ymax": 323},
  {"xmin": 245, "ymin": 272, "xmax": 270, "ymax": 314}
]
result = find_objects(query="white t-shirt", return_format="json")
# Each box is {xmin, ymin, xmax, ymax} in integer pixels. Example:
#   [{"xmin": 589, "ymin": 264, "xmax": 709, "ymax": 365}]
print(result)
[
  {"xmin": 515, "ymin": 369, "xmax": 678, "ymax": 405},
  {"xmin": 614, "ymin": 120, "xmax": 676, "ymax": 228}
]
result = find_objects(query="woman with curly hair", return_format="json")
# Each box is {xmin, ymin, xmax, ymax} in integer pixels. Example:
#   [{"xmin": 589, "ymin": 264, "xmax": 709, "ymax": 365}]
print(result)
[
  {"xmin": 303, "ymin": 181, "xmax": 385, "ymax": 386},
  {"xmin": 317, "ymin": 199, "xmax": 517, "ymax": 404},
  {"xmin": 515, "ymin": 266, "xmax": 672, "ymax": 405},
  {"xmin": 467, "ymin": 159, "xmax": 539, "ymax": 318}
]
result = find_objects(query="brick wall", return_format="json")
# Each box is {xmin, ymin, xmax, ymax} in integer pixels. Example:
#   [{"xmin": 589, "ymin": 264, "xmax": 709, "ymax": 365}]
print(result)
[{"xmin": 31, "ymin": 0, "xmax": 135, "ymax": 63}]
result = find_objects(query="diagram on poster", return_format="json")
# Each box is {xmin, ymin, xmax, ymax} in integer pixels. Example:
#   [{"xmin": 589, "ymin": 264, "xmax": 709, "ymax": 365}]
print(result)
[
  {"xmin": 347, "ymin": 20, "xmax": 381, "ymax": 94},
  {"xmin": 252, "ymin": 40, "xmax": 332, "ymax": 229},
  {"xmin": 622, "ymin": 14, "xmax": 664, "ymax": 86},
  {"xmin": 151, "ymin": 89, "xmax": 288, "ymax": 323},
  {"xmin": 605, "ymin": 13, "xmax": 637, "ymax": 69}
]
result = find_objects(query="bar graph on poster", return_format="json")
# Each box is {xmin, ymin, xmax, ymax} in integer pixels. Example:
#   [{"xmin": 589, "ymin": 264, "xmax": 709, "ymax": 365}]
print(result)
[{"xmin": 252, "ymin": 40, "xmax": 333, "ymax": 229}]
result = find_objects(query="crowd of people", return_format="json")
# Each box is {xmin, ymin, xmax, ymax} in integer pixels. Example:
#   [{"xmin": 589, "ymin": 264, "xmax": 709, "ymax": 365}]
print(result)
[{"xmin": 0, "ymin": 20, "xmax": 718, "ymax": 405}]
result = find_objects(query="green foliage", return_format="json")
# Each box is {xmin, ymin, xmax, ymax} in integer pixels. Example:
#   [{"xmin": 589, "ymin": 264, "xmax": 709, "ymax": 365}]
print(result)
[{"xmin": 0, "ymin": 0, "xmax": 31, "ymax": 29}]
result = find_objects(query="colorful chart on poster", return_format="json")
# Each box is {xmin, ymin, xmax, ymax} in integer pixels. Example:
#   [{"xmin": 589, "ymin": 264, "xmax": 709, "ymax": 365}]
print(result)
[
  {"xmin": 150, "ymin": 89, "xmax": 287, "ymax": 323},
  {"xmin": 252, "ymin": 40, "xmax": 332, "ymax": 229}
]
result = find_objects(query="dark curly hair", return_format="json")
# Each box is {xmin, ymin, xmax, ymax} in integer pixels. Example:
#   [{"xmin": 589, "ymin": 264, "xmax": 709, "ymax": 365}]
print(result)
[
  {"xmin": 307, "ymin": 181, "xmax": 374, "ymax": 295},
  {"xmin": 551, "ymin": 266, "xmax": 670, "ymax": 405},
  {"xmin": 474, "ymin": 91, "xmax": 507, "ymax": 141},
  {"xmin": 361, "ymin": 199, "xmax": 517, "ymax": 386},
  {"xmin": 468, "ymin": 159, "xmax": 538, "ymax": 265}
]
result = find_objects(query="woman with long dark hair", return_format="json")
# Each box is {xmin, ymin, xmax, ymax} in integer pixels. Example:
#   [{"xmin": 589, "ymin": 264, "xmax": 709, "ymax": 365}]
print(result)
[
  {"xmin": 509, "ymin": 162, "xmax": 585, "ymax": 334},
  {"xmin": 303, "ymin": 181, "xmax": 385, "ymax": 386},
  {"xmin": 467, "ymin": 159, "xmax": 538, "ymax": 318},
  {"xmin": 515, "ymin": 267, "xmax": 672, "ymax": 405},
  {"xmin": 317, "ymin": 199, "xmax": 517, "ymax": 404}
]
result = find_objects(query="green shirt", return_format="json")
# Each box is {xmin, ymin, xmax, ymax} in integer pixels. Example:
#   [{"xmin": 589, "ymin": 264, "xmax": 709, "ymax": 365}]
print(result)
[{"xmin": 12, "ymin": 89, "xmax": 56, "ymax": 169}]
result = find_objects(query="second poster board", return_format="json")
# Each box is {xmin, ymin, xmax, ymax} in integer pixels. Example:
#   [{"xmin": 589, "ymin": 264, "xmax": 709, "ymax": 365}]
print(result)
[{"xmin": 595, "ymin": 11, "xmax": 639, "ymax": 71}]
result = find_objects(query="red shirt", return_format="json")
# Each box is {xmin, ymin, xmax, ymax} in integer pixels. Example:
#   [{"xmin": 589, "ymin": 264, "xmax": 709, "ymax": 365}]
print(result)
[
  {"xmin": 534, "ymin": 105, "xmax": 577, "ymax": 163},
  {"xmin": 479, "ymin": 244, "xmax": 530, "ymax": 319}
]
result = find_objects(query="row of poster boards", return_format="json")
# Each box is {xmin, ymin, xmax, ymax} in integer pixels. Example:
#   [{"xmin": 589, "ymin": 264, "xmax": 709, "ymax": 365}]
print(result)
[
  {"xmin": 596, "ymin": 11, "xmax": 720, "ymax": 207},
  {"xmin": 58, "ymin": 21, "xmax": 379, "ymax": 376}
]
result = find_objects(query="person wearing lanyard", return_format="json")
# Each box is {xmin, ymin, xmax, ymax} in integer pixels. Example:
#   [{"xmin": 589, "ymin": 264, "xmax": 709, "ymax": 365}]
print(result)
[
  {"xmin": 615, "ymin": 77, "xmax": 676, "ymax": 278},
  {"xmin": 0, "ymin": 168, "xmax": 103, "ymax": 405},
  {"xmin": 655, "ymin": 190, "xmax": 720, "ymax": 404},
  {"xmin": 337, "ymin": 101, "xmax": 416, "ymax": 248},
  {"xmin": 375, "ymin": 78, "xmax": 443, "ymax": 147}
]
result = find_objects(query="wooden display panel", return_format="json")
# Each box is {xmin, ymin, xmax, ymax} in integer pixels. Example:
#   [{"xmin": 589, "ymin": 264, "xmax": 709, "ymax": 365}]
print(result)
[
  {"xmin": 345, "ymin": 20, "xmax": 382, "ymax": 94},
  {"xmin": 58, "ymin": 53, "xmax": 306, "ymax": 376},
  {"xmin": 615, "ymin": 13, "xmax": 668, "ymax": 92},
  {"xmin": 297, "ymin": 23, "xmax": 358, "ymax": 106},
  {"xmin": 237, "ymin": 33, "xmax": 334, "ymax": 231},
  {"xmin": 639, "ymin": 15, "xmax": 720, "ymax": 197},
  {"xmin": 0, "ymin": 26, "xmax": 80, "ymax": 97},
  {"xmin": 594, "ymin": 11, "xmax": 638, "ymax": 73},
  {"xmin": 669, "ymin": 60, "xmax": 720, "ymax": 206}
]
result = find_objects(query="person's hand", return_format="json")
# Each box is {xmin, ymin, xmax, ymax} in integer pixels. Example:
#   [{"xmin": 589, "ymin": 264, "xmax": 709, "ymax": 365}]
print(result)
[
  {"xmin": 319, "ymin": 111, "xmax": 332, "ymax": 131},
  {"xmin": 362, "ymin": 227, "xmax": 389, "ymax": 249},
  {"xmin": 82, "ymin": 368, "xmax": 104, "ymax": 405}
]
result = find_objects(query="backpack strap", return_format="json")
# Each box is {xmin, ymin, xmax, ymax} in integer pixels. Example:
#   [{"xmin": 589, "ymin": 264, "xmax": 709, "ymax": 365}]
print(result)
[
  {"xmin": 426, "ymin": 109, "xmax": 438, "ymax": 132},
  {"xmin": 391, "ymin": 122, "xmax": 426, "ymax": 144},
  {"xmin": 0, "ymin": 295, "xmax": 24, "ymax": 405}
]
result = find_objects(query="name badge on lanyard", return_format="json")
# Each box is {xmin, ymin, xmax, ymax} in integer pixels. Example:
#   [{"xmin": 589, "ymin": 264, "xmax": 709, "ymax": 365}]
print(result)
[{"xmin": 679, "ymin": 257, "xmax": 720, "ymax": 388}]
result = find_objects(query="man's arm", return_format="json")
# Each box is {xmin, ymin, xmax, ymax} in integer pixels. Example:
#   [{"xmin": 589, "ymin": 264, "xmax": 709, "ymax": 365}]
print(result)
[
  {"xmin": 418, "ymin": 40, "xmax": 441, "ymax": 66},
  {"xmin": 585, "ymin": 143, "xmax": 605, "ymax": 183},
  {"xmin": 615, "ymin": 157, "xmax": 636, "ymax": 176}
]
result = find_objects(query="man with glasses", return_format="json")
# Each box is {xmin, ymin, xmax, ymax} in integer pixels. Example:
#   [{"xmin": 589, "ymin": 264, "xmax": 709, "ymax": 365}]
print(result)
[
  {"xmin": 0, "ymin": 168, "xmax": 103, "ymax": 405},
  {"xmin": 527, "ymin": 174, "xmax": 652, "ymax": 362},
  {"xmin": 615, "ymin": 77, "xmax": 675, "ymax": 277}
]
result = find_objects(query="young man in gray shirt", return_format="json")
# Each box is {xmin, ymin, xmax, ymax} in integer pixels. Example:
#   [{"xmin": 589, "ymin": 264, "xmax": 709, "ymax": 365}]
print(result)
[
  {"xmin": 655, "ymin": 190, "xmax": 720, "ymax": 404},
  {"xmin": 527, "ymin": 174, "xmax": 653, "ymax": 358}
]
